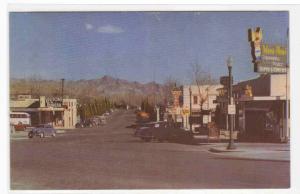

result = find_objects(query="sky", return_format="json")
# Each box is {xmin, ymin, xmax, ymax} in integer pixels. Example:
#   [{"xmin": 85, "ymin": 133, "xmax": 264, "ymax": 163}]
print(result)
[{"xmin": 10, "ymin": 11, "xmax": 289, "ymax": 84}]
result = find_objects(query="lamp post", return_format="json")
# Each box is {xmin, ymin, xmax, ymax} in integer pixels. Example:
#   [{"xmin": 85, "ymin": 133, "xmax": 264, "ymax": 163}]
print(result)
[
  {"xmin": 189, "ymin": 86, "xmax": 193, "ymax": 134},
  {"xmin": 227, "ymin": 56, "xmax": 236, "ymax": 150}
]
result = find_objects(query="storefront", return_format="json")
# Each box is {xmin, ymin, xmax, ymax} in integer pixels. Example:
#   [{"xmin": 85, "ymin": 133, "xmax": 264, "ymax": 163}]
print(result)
[
  {"xmin": 237, "ymin": 97, "xmax": 289, "ymax": 142},
  {"xmin": 10, "ymin": 95, "xmax": 77, "ymax": 129},
  {"xmin": 216, "ymin": 74, "xmax": 289, "ymax": 143}
]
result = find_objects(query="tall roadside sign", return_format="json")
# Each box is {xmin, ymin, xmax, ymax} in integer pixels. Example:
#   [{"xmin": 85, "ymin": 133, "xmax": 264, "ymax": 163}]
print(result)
[{"xmin": 248, "ymin": 27, "xmax": 287, "ymax": 74}]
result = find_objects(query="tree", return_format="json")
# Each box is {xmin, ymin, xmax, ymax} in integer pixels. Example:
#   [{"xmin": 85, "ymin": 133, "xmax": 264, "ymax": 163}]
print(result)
[
  {"xmin": 190, "ymin": 63, "xmax": 217, "ymax": 111},
  {"xmin": 163, "ymin": 76, "xmax": 181, "ymax": 106}
]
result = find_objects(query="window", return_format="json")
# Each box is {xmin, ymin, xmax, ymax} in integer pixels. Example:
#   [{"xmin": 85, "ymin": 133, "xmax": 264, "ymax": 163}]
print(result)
[{"xmin": 193, "ymin": 96, "xmax": 198, "ymax": 105}]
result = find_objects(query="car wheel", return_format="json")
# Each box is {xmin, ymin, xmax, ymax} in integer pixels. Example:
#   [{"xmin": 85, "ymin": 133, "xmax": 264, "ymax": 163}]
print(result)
[
  {"xmin": 28, "ymin": 131, "xmax": 34, "ymax": 138},
  {"xmin": 40, "ymin": 132, "xmax": 45, "ymax": 138}
]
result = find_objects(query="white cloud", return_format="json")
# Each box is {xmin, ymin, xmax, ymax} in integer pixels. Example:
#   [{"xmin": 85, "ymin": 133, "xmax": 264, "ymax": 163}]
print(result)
[
  {"xmin": 97, "ymin": 25, "xmax": 124, "ymax": 34},
  {"xmin": 85, "ymin": 23, "xmax": 94, "ymax": 31}
]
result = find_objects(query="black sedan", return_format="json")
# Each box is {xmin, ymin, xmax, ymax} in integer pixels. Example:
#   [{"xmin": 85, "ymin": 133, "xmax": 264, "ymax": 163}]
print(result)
[{"xmin": 135, "ymin": 121, "xmax": 194, "ymax": 143}]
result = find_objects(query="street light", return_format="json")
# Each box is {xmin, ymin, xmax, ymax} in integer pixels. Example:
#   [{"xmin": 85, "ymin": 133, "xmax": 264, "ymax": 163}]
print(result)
[{"xmin": 227, "ymin": 56, "xmax": 236, "ymax": 150}]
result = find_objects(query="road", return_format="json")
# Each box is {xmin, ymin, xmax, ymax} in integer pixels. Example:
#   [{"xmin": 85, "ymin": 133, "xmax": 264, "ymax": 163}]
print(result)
[{"xmin": 10, "ymin": 109, "xmax": 290, "ymax": 189}]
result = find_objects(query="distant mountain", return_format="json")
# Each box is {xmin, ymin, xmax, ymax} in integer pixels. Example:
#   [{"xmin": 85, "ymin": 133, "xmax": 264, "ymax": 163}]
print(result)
[{"xmin": 10, "ymin": 76, "xmax": 167, "ymax": 103}]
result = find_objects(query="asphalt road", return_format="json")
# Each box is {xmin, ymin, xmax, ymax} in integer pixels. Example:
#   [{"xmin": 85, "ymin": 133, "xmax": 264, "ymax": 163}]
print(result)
[{"xmin": 10, "ymin": 109, "xmax": 290, "ymax": 189}]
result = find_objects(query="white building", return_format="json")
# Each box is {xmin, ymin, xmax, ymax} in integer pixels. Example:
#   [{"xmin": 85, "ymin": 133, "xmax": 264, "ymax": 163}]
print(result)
[
  {"xmin": 182, "ymin": 84, "xmax": 222, "ymax": 131},
  {"xmin": 10, "ymin": 95, "xmax": 77, "ymax": 129},
  {"xmin": 62, "ymin": 99, "xmax": 77, "ymax": 128}
]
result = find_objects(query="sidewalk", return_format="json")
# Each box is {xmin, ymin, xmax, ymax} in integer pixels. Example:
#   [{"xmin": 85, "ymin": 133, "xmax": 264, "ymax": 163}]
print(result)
[
  {"xmin": 208, "ymin": 143, "xmax": 290, "ymax": 162},
  {"xmin": 10, "ymin": 131, "xmax": 29, "ymax": 140},
  {"xmin": 10, "ymin": 129, "xmax": 66, "ymax": 140}
]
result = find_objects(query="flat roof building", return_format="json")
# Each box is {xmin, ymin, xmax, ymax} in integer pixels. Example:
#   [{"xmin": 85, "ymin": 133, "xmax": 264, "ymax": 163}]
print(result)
[
  {"xmin": 216, "ymin": 74, "xmax": 289, "ymax": 142},
  {"xmin": 10, "ymin": 95, "xmax": 77, "ymax": 129}
]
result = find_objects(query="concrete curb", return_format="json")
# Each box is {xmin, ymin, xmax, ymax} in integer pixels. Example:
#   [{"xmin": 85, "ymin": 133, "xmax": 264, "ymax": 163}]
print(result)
[
  {"xmin": 212, "ymin": 155, "xmax": 290, "ymax": 162},
  {"xmin": 208, "ymin": 147, "xmax": 290, "ymax": 162},
  {"xmin": 10, "ymin": 137, "xmax": 29, "ymax": 140}
]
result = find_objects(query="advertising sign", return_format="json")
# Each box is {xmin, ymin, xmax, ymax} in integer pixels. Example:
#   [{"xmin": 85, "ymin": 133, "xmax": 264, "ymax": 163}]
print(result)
[
  {"xmin": 46, "ymin": 97, "xmax": 63, "ymax": 108},
  {"xmin": 172, "ymin": 90, "xmax": 182, "ymax": 107},
  {"xmin": 254, "ymin": 44, "xmax": 287, "ymax": 73},
  {"xmin": 248, "ymin": 27, "xmax": 288, "ymax": 74},
  {"xmin": 182, "ymin": 108, "xmax": 190, "ymax": 115},
  {"xmin": 248, "ymin": 27, "xmax": 263, "ymax": 62}
]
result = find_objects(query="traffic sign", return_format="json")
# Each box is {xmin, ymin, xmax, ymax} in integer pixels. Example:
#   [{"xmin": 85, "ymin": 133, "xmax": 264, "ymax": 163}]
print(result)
[
  {"xmin": 227, "ymin": 104, "xmax": 236, "ymax": 115},
  {"xmin": 182, "ymin": 108, "xmax": 190, "ymax": 115}
]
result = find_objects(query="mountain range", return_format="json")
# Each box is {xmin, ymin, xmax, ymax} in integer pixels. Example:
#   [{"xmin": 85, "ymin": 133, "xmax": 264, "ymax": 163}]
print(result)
[{"xmin": 10, "ymin": 76, "xmax": 169, "ymax": 104}]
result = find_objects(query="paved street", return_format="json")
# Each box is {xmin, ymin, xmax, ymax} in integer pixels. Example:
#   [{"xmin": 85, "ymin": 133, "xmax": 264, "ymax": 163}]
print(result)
[{"xmin": 11, "ymin": 109, "xmax": 290, "ymax": 190}]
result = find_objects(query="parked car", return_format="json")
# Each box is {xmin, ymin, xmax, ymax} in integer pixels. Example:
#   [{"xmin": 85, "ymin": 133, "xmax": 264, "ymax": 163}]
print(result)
[
  {"xmin": 75, "ymin": 122, "xmax": 84, "ymax": 128},
  {"xmin": 166, "ymin": 127, "xmax": 194, "ymax": 144},
  {"xmin": 134, "ymin": 122, "xmax": 161, "ymax": 141},
  {"xmin": 135, "ymin": 121, "xmax": 194, "ymax": 143},
  {"xmin": 28, "ymin": 124, "xmax": 56, "ymax": 138}
]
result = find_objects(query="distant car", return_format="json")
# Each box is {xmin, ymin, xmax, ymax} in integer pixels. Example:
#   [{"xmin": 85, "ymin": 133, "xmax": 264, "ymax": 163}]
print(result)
[
  {"xmin": 103, "ymin": 112, "xmax": 110, "ymax": 116},
  {"xmin": 28, "ymin": 124, "xmax": 56, "ymax": 138},
  {"xmin": 75, "ymin": 122, "xmax": 84, "ymax": 128}
]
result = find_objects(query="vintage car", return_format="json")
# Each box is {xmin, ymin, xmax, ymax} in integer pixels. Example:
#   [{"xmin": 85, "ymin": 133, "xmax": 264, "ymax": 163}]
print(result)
[
  {"xmin": 135, "ymin": 121, "xmax": 194, "ymax": 143},
  {"xmin": 28, "ymin": 124, "xmax": 56, "ymax": 138},
  {"xmin": 134, "ymin": 122, "xmax": 164, "ymax": 141}
]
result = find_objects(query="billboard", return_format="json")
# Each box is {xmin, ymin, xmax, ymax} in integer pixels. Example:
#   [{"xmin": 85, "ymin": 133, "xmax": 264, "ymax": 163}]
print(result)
[
  {"xmin": 248, "ymin": 27, "xmax": 262, "ymax": 62},
  {"xmin": 254, "ymin": 44, "xmax": 287, "ymax": 73},
  {"xmin": 248, "ymin": 27, "xmax": 288, "ymax": 74}
]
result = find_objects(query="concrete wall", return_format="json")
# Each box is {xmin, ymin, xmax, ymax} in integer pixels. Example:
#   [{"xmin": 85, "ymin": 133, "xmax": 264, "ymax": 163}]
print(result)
[
  {"xmin": 270, "ymin": 74, "xmax": 289, "ymax": 98},
  {"xmin": 234, "ymin": 74, "xmax": 289, "ymax": 98},
  {"xmin": 182, "ymin": 84, "xmax": 222, "ymax": 130},
  {"xmin": 234, "ymin": 75, "xmax": 271, "ymax": 97}
]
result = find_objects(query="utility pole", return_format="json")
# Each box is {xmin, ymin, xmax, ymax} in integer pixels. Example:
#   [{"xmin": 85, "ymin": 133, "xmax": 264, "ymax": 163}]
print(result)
[
  {"xmin": 61, "ymin": 78, "xmax": 65, "ymax": 127},
  {"xmin": 156, "ymin": 106, "xmax": 160, "ymax": 122},
  {"xmin": 189, "ymin": 86, "xmax": 193, "ymax": 134},
  {"xmin": 61, "ymin": 78, "xmax": 65, "ymax": 104},
  {"xmin": 227, "ymin": 56, "xmax": 236, "ymax": 150}
]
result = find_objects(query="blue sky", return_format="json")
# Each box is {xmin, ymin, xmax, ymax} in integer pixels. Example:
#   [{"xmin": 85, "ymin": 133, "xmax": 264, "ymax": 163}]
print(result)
[{"xmin": 10, "ymin": 12, "xmax": 288, "ymax": 83}]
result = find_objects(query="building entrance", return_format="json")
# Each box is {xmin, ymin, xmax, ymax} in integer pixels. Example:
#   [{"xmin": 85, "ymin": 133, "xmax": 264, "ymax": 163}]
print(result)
[{"xmin": 245, "ymin": 110, "xmax": 266, "ymax": 141}]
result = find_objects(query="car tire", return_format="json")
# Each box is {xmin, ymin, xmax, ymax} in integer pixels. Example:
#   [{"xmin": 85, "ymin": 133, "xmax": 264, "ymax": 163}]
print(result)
[
  {"xmin": 28, "ymin": 131, "xmax": 34, "ymax": 138},
  {"xmin": 40, "ymin": 132, "xmax": 45, "ymax": 138}
]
